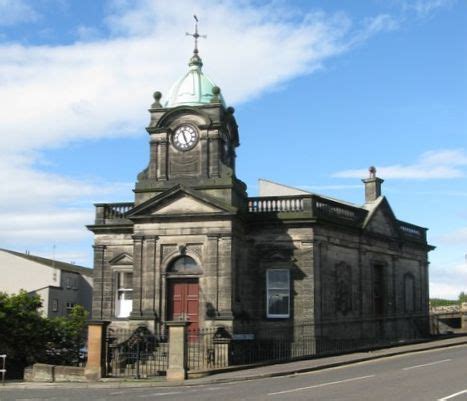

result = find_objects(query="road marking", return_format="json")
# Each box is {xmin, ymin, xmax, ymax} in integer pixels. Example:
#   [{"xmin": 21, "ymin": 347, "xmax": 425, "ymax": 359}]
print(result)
[
  {"xmin": 402, "ymin": 359, "xmax": 451, "ymax": 370},
  {"xmin": 267, "ymin": 375, "xmax": 375, "ymax": 396},
  {"xmin": 438, "ymin": 389, "xmax": 467, "ymax": 400},
  {"xmin": 137, "ymin": 391, "xmax": 183, "ymax": 397}
]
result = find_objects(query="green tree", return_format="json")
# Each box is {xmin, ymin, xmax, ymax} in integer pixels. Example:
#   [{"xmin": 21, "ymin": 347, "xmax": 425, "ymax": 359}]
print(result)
[
  {"xmin": 47, "ymin": 305, "xmax": 89, "ymax": 365},
  {"xmin": 0, "ymin": 291, "xmax": 51, "ymax": 377},
  {"xmin": 459, "ymin": 291, "xmax": 467, "ymax": 303},
  {"xmin": 0, "ymin": 292, "xmax": 89, "ymax": 378}
]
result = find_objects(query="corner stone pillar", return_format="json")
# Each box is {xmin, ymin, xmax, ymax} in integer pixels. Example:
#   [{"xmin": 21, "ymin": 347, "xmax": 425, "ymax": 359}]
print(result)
[
  {"xmin": 85, "ymin": 321, "xmax": 109, "ymax": 381},
  {"xmin": 166, "ymin": 321, "xmax": 188, "ymax": 381}
]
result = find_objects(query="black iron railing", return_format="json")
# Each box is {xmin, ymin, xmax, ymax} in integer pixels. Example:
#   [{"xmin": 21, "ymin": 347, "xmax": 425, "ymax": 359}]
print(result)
[{"xmin": 105, "ymin": 326, "xmax": 168, "ymax": 378}]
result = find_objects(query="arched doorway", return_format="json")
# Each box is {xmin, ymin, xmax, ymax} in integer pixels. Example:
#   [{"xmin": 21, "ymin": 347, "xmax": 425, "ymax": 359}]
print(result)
[{"xmin": 166, "ymin": 256, "xmax": 202, "ymax": 333}]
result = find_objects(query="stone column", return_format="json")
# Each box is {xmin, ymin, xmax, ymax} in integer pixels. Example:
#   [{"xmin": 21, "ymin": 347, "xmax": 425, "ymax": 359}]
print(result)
[
  {"xmin": 130, "ymin": 235, "xmax": 144, "ymax": 319},
  {"xmin": 208, "ymin": 131, "xmax": 220, "ymax": 178},
  {"xmin": 301, "ymin": 240, "xmax": 314, "ymax": 321},
  {"xmin": 206, "ymin": 235, "xmax": 220, "ymax": 317},
  {"xmin": 142, "ymin": 236, "xmax": 158, "ymax": 318},
  {"xmin": 158, "ymin": 137, "xmax": 168, "ymax": 181},
  {"xmin": 84, "ymin": 321, "xmax": 109, "ymax": 381},
  {"xmin": 148, "ymin": 137, "xmax": 158, "ymax": 179},
  {"xmin": 91, "ymin": 245, "xmax": 106, "ymax": 320},
  {"xmin": 166, "ymin": 321, "xmax": 188, "ymax": 381},
  {"xmin": 217, "ymin": 235, "xmax": 233, "ymax": 318}
]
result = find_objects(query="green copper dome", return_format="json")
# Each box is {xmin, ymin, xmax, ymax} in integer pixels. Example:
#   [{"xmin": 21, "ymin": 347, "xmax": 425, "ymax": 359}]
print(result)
[{"xmin": 165, "ymin": 54, "xmax": 226, "ymax": 108}]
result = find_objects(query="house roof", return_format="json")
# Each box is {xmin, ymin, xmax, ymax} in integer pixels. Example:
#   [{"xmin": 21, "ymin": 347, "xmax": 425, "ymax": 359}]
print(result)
[{"xmin": 0, "ymin": 249, "xmax": 93, "ymax": 277}]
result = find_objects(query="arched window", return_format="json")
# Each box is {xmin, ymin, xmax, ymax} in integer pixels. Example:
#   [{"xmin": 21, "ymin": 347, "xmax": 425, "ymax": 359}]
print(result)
[{"xmin": 168, "ymin": 256, "xmax": 202, "ymax": 274}]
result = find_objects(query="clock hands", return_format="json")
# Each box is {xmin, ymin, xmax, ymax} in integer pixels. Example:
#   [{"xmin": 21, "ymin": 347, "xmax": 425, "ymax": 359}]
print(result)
[{"xmin": 181, "ymin": 129, "xmax": 189, "ymax": 144}]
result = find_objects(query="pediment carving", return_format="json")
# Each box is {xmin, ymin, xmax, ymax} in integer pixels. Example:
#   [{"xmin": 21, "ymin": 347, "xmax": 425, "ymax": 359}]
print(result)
[{"xmin": 109, "ymin": 253, "xmax": 133, "ymax": 266}]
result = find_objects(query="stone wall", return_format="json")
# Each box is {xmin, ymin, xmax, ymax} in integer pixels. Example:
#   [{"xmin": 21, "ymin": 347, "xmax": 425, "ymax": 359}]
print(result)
[{"xmin": 24, "ymin": 364, "xmax": 86, "ymax": 383}]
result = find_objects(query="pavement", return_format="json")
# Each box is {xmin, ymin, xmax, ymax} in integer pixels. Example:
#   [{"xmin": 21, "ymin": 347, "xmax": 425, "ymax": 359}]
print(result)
[{"xmin": 3, "ymin": 335, "xmax": 467, "ymax": 390}]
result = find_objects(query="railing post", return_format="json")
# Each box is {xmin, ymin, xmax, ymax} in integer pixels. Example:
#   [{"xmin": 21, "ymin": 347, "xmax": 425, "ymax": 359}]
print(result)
[
  {"xmin": 85, "ymin": 321, "xmax": 110, "ymax": 381},
  {"xmin": 0, "ymin": 355, "xmax": 6, "ymax": 385},
  {"xmin": 95, "ymin": 204, "xmax": 106, "ymax": 224},
  {"xmin": 166, "ymin": 321, "xmax": 188, "ymax": 381},
  {"xmin": 462, "ymin": 303, "xmax": 467, "ymax": 332}
]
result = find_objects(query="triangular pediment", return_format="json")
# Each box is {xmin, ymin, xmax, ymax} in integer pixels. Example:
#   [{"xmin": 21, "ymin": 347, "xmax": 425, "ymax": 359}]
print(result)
[
  {"xmin": 109, "ymin": 253, "xmax": 133, "ymax": 266},
  {"xmin": 363, "ymin": 197, "xmax": 400, "ymax": 238},
  {"xmin": 127, "ymin": 185, "xmax": 236, "ymax": 218},
  {"xmin": 152, "ymin": 195, "xmax": 223, "ymax": 215}
]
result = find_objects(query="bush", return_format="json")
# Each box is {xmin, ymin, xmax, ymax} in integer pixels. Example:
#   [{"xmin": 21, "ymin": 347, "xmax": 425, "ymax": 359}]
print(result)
[{"xmin": 0, "ymin": 291, "xmax": 88, "ymax": 378}]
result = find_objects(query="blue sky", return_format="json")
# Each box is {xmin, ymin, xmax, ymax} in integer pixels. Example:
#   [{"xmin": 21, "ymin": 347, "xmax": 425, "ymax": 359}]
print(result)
[{"xmin": 0, "ymin": 0, "xmax": 466, "ymax": 299}]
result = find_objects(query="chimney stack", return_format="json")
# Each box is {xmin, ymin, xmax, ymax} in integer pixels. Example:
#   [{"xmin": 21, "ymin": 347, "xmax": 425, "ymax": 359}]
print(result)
[{"xmin": 362, "ymin": 166, "xmax": 383, "ymax": 203}]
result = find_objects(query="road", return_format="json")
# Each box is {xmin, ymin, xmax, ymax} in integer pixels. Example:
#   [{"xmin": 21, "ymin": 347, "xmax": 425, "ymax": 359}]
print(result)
[{"xmin": 2, "ymin": 345, "xmax": 467, "ymax": 401}]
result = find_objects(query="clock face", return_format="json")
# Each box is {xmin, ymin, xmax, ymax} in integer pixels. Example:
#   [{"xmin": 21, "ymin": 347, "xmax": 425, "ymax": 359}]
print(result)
[{"xmin": 173, "ymin": 125, "xmax": 198, "ymax": 151}]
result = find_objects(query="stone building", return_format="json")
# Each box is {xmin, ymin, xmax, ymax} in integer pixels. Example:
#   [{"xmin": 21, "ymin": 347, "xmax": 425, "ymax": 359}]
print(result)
[{"xmin": 88, "ymin": 41, "xmax": 433, "ymax": 342}]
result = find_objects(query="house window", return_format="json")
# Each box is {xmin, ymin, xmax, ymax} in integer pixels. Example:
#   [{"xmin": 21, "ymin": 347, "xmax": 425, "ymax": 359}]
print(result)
[
  {"xmin": 65, "ymin": 277, "xmax": 72, "ymax": 289},
  {"xmin": 116, "ymin": 271, "xmax": 133, "ymax": 318},
  {"xmin": 66, "ymin": 302, "xmax": 75, "ymax": 314},
  {"xmin": 52, "ymin": 299, "xmax": 59, "ymax": 312},
  {"xmin": 266, "ymin": 269, "xmax": 290, "ymax": 318}
]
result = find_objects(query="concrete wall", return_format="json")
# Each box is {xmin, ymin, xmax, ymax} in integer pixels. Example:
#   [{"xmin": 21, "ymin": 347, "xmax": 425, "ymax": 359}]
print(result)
[
  {"xmin": 258, "ymin": 179, "xmax": 310, "ymax": 197},
  {"xmin": 0, "ymin": 251, "xmax": 59, "ymax": 293}
]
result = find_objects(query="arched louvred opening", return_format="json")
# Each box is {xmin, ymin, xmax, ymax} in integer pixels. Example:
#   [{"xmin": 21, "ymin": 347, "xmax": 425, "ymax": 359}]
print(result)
[{"xmin": 167, "ymin": 255, "xmax": 202, "ymax": 275}]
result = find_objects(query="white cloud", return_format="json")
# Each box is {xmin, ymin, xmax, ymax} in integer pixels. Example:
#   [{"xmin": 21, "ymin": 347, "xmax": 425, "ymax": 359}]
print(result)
[
  {"xmin": 402, "ymin": 0, "xmax": 456, "ymax": 16},
  {"xmin": 437, "ymin": 227, "xmax": 467, "ymax": 246},
  {"xmin": 0, "ymin": 0, "xmax": 410, "ymax": 258},
  {"xmin": 0, "ymin": 0, "xmax": 39, "ymax": 26},
  {"xmin": 430, "ymin": 260, "xmax": 467, "ymax": 299},
  {"xmin": 333, "ymin": 149, "xmax": 467, "ymax": 179},
  {"xmin": 0, "ymin": 154, "xmax": 131, "ymax": 246}
]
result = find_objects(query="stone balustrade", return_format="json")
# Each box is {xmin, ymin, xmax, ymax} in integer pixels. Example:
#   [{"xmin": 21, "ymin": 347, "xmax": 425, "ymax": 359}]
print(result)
[
  {"xmin": 248, "ymin": 196, "xmax": 305, "ymax": 213},
  {"xmin": 398, "ymin": 221, "xmax": 427, "ymax": 241},
  {"xmin": 94, "ymin": 202, "xmax": 134, "ymax": 224}
]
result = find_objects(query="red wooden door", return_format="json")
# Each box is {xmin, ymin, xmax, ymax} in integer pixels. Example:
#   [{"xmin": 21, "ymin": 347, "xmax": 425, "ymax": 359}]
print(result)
[{"xmin": 168, "ymin": 279, "xmax": 199, "ymax": 333}]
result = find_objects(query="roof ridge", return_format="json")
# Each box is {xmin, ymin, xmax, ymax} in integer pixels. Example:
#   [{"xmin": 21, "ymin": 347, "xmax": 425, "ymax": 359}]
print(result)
[{"xmin": 0, "ymin": 248, "xmax": 93, "ymax": 276}]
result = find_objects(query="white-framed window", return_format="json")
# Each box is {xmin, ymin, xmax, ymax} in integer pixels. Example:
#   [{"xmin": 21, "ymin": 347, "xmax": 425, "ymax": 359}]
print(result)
[
  {"xmin": 65, "ymin": 277, "xmax": 72, "ymax": 289},
  {"xmin": 66, "ymin": 302, "xmax": 75, "ymax": 314},
  {"xmin": 266, "ymin": 269, "xmax": 290, "ymax": 318},
  {"xmin": 116, "ymin": 271, "xmax": 133, "ymax": 318},
  {"xmin": 52, "ymin": 299, "xmax": 59, "ymax": 312}
]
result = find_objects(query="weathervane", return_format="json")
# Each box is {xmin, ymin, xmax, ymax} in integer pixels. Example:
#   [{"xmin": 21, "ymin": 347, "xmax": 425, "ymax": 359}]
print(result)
[{"xmin": 186, "ymin": 15, "xmax": 206, "ymax": 55}]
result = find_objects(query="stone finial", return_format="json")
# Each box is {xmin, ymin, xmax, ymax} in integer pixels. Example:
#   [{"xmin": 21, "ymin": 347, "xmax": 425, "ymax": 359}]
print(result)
[
  {"xmin": 211, "ymin": 86, "xmax": 221, "ymax": 103},
  {"xmin": 362, "ymin": 166, "xmax": 384, "ymax": 203},
  {"xmin": 151, "ymin": 91, "xmax": 163, "ymax": 108}
]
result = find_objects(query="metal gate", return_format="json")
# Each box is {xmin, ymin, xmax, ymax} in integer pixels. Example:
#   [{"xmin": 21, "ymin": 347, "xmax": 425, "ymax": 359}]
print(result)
[{"xmin": 105, "ymin": 326, "xmax": 168, "ymax": 378}]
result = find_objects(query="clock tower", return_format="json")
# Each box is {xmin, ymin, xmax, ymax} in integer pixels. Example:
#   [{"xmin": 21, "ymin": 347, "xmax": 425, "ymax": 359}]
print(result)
[{"xmin": 134, "ymin": 28, "xmax": 246, "ymax": 209}]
